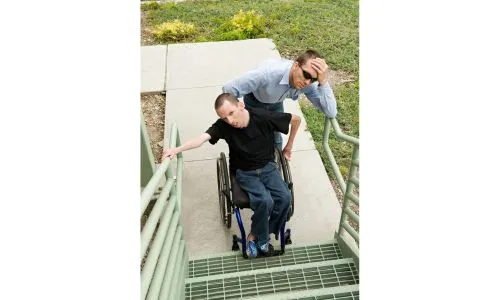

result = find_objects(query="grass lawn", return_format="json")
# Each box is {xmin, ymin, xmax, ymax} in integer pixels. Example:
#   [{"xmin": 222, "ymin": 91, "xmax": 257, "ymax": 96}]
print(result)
[{"xmin": 141, "ymin": 0, "xmax": 359, "ymax": 183}]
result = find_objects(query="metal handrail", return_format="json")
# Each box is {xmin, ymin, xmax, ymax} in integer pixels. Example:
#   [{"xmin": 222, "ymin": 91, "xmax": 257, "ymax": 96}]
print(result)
[
  {"xmin": 322, "ymin": 118, "xmax": 359, "ymax": 263},
  {"xmin": 322, "ymin": 118, "xmax": 359, "ymax": 193},
  {"xmin": 141, "ymin": 123, "xmax": 187, "ymax": 300}
]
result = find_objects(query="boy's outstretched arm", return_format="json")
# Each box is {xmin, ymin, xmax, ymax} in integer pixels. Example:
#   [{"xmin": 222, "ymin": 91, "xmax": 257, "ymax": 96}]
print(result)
[{"xmin": 162, "ymin": 133, "xmax": 211, "ymax": 161}]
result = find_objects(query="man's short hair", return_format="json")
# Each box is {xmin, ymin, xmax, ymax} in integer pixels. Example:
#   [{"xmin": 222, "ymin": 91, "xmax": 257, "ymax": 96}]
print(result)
[
  {"xmin": 295, "ymin": 49, "xmax": 322, "ymax": 66},
  {"xmin": 214, "ymin": 93, "xmax": 239, "ymax": 110}
]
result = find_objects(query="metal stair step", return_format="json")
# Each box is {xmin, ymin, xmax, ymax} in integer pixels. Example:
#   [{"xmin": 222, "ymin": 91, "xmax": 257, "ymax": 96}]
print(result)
[
  {"xmin": 184, "ymin": 258, "xmax": 359, "ymax": 300},
  {"xmin": 188, "ymin": 240, "xmax": 343, "ymax": 279},
  {"xmin": 243, "ymin": 284, "xmax": 359, "ymax": 300}
]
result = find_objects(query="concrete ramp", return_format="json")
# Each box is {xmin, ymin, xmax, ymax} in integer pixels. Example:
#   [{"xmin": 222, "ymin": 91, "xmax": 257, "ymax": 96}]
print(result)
[{"xmin": 166, "ymin": 39, "xmax": 280, "ymax": 90}]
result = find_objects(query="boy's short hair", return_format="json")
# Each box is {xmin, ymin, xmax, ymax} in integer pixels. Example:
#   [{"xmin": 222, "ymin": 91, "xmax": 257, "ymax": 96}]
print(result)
[{"xmin": 214, "ymin": 93, "xmax": 239, "ymax": 110}]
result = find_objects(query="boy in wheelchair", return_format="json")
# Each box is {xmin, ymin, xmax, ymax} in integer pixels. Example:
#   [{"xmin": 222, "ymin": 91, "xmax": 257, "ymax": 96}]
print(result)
[{"xmin": 162, "ymin": 93, "xmax": 301, "ymax": 258}]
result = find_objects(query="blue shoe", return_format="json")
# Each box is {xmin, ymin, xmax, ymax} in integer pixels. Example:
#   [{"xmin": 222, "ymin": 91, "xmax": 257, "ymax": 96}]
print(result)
[
  {"xmin": 246, "ymin": 240, "xmax": 258, "ymax": 258},
  {"xmin": 259, "ymin": 242, "xmax": 269, "ymax": 253},
  {"xmin": 257, "ymin": 242, "xmax": 274, "ymax": 257}
]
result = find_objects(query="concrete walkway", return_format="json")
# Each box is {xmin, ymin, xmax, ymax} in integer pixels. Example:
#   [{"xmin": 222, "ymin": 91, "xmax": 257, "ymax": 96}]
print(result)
[{"xmin": 141, "ymin": 39, "xmax": 342, "ymax": 258}]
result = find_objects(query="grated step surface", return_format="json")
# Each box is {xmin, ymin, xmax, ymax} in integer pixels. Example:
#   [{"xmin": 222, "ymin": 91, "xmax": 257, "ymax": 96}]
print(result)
[
  {"xmin": 184, "ymin": 259, "xmax": 359, "ymax": 300},
  {"xmin": 294, "ymin": 290, "xmax": 359, "ymax": 300},
  {"xmin": 243, "ymin": 285, "xmax": 359, "ymax": 300},
  {"xmin": 189, "ymin": 242, "xmax": 343, "ymax": 278}
]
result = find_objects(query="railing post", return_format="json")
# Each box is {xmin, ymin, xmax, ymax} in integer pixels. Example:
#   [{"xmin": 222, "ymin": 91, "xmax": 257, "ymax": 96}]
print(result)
[
  {"xmin": 141, "ymin": 113, "xmax": 156, "ymax": 187},
  {"xmin": 323, "ymin": 118, "xmax": 346, "ymax": 193},
  {"xmin": 175, "ymin": 126, "xmax": 183, "ymax": 214},
  {"xmin": 337, "ymin": 145, "xmax": 359, "ymax": 244},
  {"xmin": 167, "ymin": 124, "xmax": 177, "ymax": 179}
]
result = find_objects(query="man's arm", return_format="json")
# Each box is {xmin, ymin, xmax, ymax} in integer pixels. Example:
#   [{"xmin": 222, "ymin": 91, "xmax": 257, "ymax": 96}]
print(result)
[
  {"xmin": 303, "ymin": 58, "xmax": 337, "ymax": 118},
  {"xmin": 303, "ymin": 82, "xmax": 337, "ymax": 118},
  {"xmin": 283, "ymin": 114, "xmax": 301, "ymax": 160},
  {"xmin": 222, "ymin": 69, "xmax": 266, "ymax": 98},
  {"xmin": 162, "ymin": 133, "xmax": 211, "ymax": 160}
]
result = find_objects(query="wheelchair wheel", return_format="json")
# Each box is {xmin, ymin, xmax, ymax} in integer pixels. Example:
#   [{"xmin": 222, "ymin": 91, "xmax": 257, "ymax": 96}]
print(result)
[
  {"xmin": 217, "ymin": 157, "xmax": 226, "ymax": 226},
  {"xmin": 275, "ymin": 148, "xmax": 295, "ymax": 219},
  {"xmin": 274, "ymin": 148, "xmax": 283, "ymax": 175},
  {"xmin": 217, "ymin": 153, "xmax": 232, "ymax": 228}
]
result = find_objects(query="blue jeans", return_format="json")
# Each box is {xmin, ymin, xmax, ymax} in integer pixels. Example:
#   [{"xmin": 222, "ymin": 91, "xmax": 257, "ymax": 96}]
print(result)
[
  {"xmin": 235, "ymin": 162, "xmax": 291, "ymax": 247},
  {"xmin": 243, "ymin": 93, "xmax": 284, "ymax": 150}
]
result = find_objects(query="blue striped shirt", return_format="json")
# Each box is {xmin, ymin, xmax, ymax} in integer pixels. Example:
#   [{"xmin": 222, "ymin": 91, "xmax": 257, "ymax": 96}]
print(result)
[{"xmin": 222, "ymin": 59, "xmax": 337, "ymax": 117}]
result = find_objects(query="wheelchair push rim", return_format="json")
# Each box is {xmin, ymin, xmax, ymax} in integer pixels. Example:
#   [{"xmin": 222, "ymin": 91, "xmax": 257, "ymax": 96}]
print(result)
[
  {"xmin": 216, "ymin": 158, "xmax": 226, "ymax": 226},
  {"xmin": 217, "ymin": 153, "xmax": 232, "ymax": 228}
]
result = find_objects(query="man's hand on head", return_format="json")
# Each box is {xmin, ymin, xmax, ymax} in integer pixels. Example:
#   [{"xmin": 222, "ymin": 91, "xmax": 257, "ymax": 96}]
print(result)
[{"xmin": 310, "ymin": 58, "xmax": 329, "ymax": 85}]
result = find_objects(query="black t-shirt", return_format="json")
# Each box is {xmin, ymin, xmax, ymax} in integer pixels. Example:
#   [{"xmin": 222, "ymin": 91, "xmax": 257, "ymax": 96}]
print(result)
[{"xmin": 206, "ymin": 107, "xmax": 292, "ymax": 172}]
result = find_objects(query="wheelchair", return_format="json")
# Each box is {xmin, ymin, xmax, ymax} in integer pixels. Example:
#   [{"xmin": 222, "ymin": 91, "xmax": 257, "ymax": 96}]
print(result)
[{"xmin": 217, "ymin": 148, "xmax": 294, "ymax": 258}]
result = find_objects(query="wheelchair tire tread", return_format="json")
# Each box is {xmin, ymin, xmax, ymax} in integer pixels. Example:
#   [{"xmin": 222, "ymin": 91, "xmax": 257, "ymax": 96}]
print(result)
[{"xmin": 219, "ymin": 152, "xmax": 232, "ymax": 228}]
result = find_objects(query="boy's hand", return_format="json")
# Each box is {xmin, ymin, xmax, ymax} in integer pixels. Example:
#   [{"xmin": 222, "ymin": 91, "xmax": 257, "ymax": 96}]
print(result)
[{"xmin": 162, "ymin": 147, "xmax": 180, "ymax": 161}]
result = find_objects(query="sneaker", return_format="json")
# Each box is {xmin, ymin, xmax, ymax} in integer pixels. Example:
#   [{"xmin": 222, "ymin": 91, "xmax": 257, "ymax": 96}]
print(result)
[
  {"xmin": 246, "ymin": 240, "xmax": 258, "ymax": 258},
  {"xmin": 257, "ymin": 242, "xmax": 275, "ymax": 257}
]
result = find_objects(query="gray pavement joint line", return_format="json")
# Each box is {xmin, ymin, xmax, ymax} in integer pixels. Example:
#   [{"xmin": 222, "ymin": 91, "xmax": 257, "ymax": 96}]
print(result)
[{"xmin": 163, "ymin": 45, "xmax": 169, "ymax": 92}]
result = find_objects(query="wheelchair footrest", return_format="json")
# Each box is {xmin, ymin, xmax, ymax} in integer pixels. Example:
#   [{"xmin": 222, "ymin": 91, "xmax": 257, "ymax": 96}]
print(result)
[
  {"xmin": 260, "ymin": 248, "xmax": 284, "ymax": 257},
  {"xmin": 232, "ymin": 235, "xmax": 240, "ymax": 251},
  {"xmin": 284, "ymin": 228, "xmax": 292, "ymax": 245}
]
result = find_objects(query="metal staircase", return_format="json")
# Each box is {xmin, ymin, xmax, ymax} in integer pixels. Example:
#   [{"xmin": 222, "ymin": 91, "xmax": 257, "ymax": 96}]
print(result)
[
  {"xmin": 185, "ymin": 241, "xmax": 359, "ymax": 300},
  {"xmin": 141, "ymin": 117, "xmax": 360, "ymax": 300}
]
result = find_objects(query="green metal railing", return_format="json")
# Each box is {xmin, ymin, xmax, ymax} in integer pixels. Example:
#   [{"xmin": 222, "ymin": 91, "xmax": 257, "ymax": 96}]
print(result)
[
  {"xmin": 141, "ymin": 123, "xmax": 187, "ymax": 300},
  {"xmin": 322, "ymin": 118, "xmax": 359, "ymax": 265}
]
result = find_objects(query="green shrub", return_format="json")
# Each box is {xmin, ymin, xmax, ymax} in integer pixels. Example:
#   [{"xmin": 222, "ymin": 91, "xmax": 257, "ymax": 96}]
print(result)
[
  {"xmin": 141, "ymin": 1, "xmax": 160, "ymax": 10},
  {"xmin": 218, "ymin": 30, "xmax": 248, "ymax": 41},
  {"xmin": 194, "ymin": 36, "xmax": 209, "ymax": 43},
  {"xmin": 160, "ymin": 3, "xmax": 178, "ymax": 10},
  {"xmin": 152, "ymin": 20, "xmax": 196, "ymax": 42},
  {"xmin": 231, "ymin": 9, "xmax": 265, "ymax": 36},
  {"xmin": 216, "ymin": 9, "xmax": 265, "ymax": 40}
]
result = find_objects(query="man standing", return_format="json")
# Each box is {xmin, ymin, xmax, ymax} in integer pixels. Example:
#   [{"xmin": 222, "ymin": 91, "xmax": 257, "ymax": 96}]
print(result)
[
  {"xmin": 223, "ymin": 49, "xmax": 337, "ymax": 149},
  {"xmin": 163, "ymin": 93, "xmax": 301, "ymax": 258}
]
